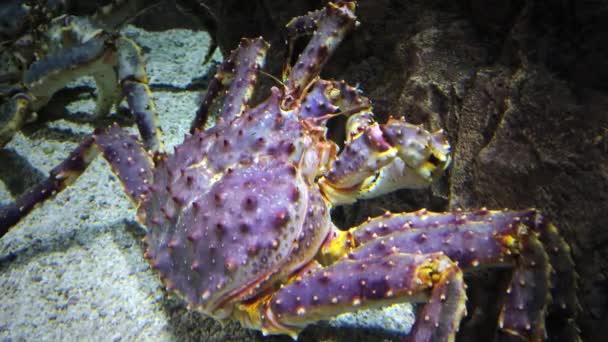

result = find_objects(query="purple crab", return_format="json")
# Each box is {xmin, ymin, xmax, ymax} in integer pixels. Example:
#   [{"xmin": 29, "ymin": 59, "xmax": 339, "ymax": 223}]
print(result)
[{"xmin": 0, "ymin": 2, "xmax": 578, "ymax": 341}]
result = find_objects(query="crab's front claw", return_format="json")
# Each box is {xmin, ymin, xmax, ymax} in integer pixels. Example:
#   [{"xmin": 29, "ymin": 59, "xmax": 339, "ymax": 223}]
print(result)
[
  {"xmin": 319, "ymin": 114, "xmax": 451, "ymax": 204},
  {"xmin": 381, "ymin": 117, "xmax": 451, "ymax": 183}
]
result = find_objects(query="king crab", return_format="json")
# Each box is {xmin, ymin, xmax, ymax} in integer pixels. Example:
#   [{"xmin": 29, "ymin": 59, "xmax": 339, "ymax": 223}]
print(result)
[
  {"xmin": 0, "ymin": 0, "xmax": 217, "ymax": 150},
  {"xmin": 0, "ymin": 0, "xmax": 168, "ymax": 150},
  {"xmin": 0, "ymin": 2, "xmax": 578, "ymax": 341}
]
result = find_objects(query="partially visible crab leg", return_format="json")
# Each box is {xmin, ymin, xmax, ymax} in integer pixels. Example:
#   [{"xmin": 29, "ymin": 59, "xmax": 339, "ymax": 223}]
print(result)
[
  {"xmin": 0, "ymin": 32, "xmax": 118, "ymax": 147},
  {"xmin": 284, "ymin": 2, "xmax": 357, "ymax": 98},
  {"xmin": 190, "ymin": 37, "xmax": 268, "ymax": 133},
  {"xmin": 244, "ymin": 251, "xmax": 466, "ymax": 341},
  {"xmin": 318, "ymin": 115, "xmax": 450, "ymax": 204},
  {"xmin": 0, "ymin": 29, "xmax": 162, "ymax": 150},
  {"xmin": 0, "ymin": 134, "xmax": 95, "ymax": 236},
  {"xmin": 282, "ymin": 3, "xmax": 325, "ymax": 82},
  {"xmin": 116, "ymin": 35, "xmax": 163, "ymax": 151},
  {"xmin": 321, "ymin": 208, "xmax": 579, "ymax": 341},
  {"xmin": 0, "ymin": 123, "xmax": 153, "ymax": 237}
]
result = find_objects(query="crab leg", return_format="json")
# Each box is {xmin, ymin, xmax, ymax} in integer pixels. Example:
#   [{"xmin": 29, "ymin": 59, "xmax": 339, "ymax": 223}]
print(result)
[
  {"xmin": 190, "ymin": 37, "xmax": 268, "ymax": 133},
  {"xmin": 319, "ymin": 115, "xmax": 450, "ymax": 204},
  {"xmin": 282, "ymin": 3, "xmax": 325, "ymax": 81},
  {"xmin": 116, "ymin": 35, "xmax": 163, "ymax": 151},
  {"xmin": 345, "ymin": 209, "xmax": 579, "ymax": 316},
  {"xmin": 0, "ymin": 123, "xmax": 153, "ymax": 237},
  {"xmin": 284, "ymin": 2, "xmax": 357, "ymax": 97},
  {"xmin": 322, "ymin": 209, "xmax": 579, "ymax": 341},
  {"xmin": 247, "ymin": 252, "xmax": 466, "ymax": 341}
]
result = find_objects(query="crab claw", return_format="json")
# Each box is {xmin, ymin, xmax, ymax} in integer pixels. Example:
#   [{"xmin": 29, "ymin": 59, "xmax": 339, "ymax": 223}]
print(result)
[
  {"xmin": 319, "ymin": 113, "xmax": 451, "ymax": 204},
  {"xmin": 378, "ymin": 117, "xmax": 451, "ymax": 187}
]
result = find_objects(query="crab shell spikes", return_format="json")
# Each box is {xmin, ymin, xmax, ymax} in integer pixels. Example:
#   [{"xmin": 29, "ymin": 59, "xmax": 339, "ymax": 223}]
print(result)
[
  {"xmin": 217, "ymin": 37, "xmax": 269, "ymax": 125},
  {"xmin": 262, "ymin": 252, "xmax": 467, "ymax": 340},
  {"xmin": 142, "ymin": 159, "xmax": 314, "ymax": 315},
  {"xmin": 285, "ymin": 1, "xmax": 357, "ymax": 97},
  {"xmin": 93, "ymin": 124, "xmax": 154, "ymax": 202}
]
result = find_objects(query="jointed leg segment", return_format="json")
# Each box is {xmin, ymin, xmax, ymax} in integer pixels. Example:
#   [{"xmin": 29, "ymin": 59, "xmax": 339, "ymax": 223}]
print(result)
[
  {"xmin": 190, "ymin": 37, "xmax": 268, "ymax": 133},
  {"xmin": 320, "ymin": 208, "xmax": 578, "ymax": 341},
  {"xmin": 0, "ymin": 124, "xmax": 153, "ymax": 237},
  {"xmin": 256, "ymin": 252, "xmax": 467, "ymax": 342}
]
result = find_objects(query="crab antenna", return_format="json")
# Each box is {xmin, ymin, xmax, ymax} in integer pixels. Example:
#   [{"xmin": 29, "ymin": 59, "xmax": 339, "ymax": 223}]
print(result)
[
  {"xmin": 259, "ymin": 70, "xmax": 288, "ymax": 91},
  {"xmin": 310, "ymin": 104, "xmax": 370, "ymax": 123}
]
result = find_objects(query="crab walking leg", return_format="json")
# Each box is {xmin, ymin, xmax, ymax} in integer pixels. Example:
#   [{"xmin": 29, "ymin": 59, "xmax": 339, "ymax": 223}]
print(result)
[
  {"xmin": 116, "ymin": 36, "xmax": 163, "ymax": 151},
  {"xmin": 322, "ymin": 209, "xmax": 579, "ymax": 341},
  {"xmin": 0, "ymin": 124, "xmax": 153, "ymax": 237},
  {"xmin": 282, "ymin": 3, "xmax": 325, "ymax": 81},
  {"xmin": 252, "ymin": 252, "xmax": 466, "ymax": 341},
  {"xmin": 0, "ymin": 135, "xmax": 95, "ymax": 236},
  {"xmin": 215, "ymin": 38, "xmax": 268, "ymax": 127},
  {"xmin": 189, "ymin": 48, "xmax": 233, "ymax": 132},
  {"xmin": 319, "ymin": 115, "xmax": 450, "ymax": 204},
  {"xmin": 190, "ymin": 38, "xmax": 268, "ymax": 133},
  {"xmin": 344, "ymin": 209, "xmax": 579, "ymax": 317},
  {"xmin": 284, "ymin": 2, "xmax": 357, "ymax": 97}
]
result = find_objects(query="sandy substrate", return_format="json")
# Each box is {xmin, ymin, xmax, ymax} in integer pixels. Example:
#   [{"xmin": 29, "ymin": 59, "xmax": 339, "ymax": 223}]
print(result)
[{"xmin": 0, "ymin": 26, "xmax": 414, "ymax": 341}]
